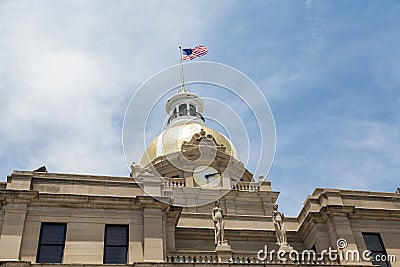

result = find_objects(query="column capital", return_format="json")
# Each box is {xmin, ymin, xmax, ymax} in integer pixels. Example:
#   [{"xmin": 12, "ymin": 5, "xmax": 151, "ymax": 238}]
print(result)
[
  {"xmin": 137, "ymin": 196, "xmax": 171, "ymax": 211},
  {"xmin": 3, "ymin": 191, "xmax": 38, "ymax": 206}
]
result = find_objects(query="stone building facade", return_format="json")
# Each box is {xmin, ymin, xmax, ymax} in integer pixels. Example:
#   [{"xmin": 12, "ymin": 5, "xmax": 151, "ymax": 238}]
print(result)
[{"xmin": 0, "ymin": 89, "xmax": 399, "ymax": 266}]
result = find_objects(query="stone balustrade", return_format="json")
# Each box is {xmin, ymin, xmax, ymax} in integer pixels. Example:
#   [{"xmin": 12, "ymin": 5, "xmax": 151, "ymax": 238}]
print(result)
[
  {"xmin": 166, "ymin": 252, "xmax": 217, "ymax": 263},
  {"xmin": 162, "ymin": 177, "xmax": 186, "ymax": 188},
  {"xmin": 232, "ymin": 182, "xmax": 260, "ymax": 192},
  {"xmin": 166, "ymin": 251, "xmax": 340, "ymax": 265}
]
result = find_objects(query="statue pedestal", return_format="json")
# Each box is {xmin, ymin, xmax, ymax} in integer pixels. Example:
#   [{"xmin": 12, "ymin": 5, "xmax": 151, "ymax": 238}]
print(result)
[
  {"xmin": 215, "ymin": 242, "xmax": 232, "ymax": 263},
  {"xmin": 278, "ymin": 243, "xmax": 293, "ymax": 252}
]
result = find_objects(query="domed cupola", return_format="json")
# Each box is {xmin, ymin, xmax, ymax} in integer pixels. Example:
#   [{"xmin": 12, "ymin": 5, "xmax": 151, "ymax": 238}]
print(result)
[
  {"xmin": 140, "ymin": 90, "xmax": 239, "ymax": 163},
  {"xmin": 165, "ymin": 89, "xmax": 205, "ymax": 127},
  {"xmin": 139, "ymin": 88, "xmax": 252, "ymax": 185}
]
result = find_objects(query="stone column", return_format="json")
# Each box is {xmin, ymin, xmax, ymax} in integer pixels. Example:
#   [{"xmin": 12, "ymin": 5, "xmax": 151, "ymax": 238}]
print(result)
[
  {"xmin": 138, "ymin": 197, "xmax": 170, "ymax": 263},
  {"xmin": 0, "ymin": 203, "xmax": 28, "ymax": 261},
  {"xmin": 129, "ymin": 210, "xmax": 144, "ymax": 263},
  {"xmin": 325, "ymin": 207, "xmax": 366, "ymax": 265},
  {"xmin": 143, "ymin": 208, "xmax": 165, "ymax": 262},
  {"xmin": 165, "ymin": 207, "xmax": 181, "ymax": 253},
  {"xmin": 309, "ymin": 222, "xmax": 331, "ymax": 251}
]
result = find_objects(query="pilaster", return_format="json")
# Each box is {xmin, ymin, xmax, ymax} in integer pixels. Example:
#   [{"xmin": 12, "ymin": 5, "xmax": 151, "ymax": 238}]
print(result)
[
  {"xmin": 129, "ymin": 211, "xmax": 144, "ymax": 263},
  {"xmin": 0, "ymin": 203, "xmax": 28, "ymax": 261},
  {"xmin": 138, "ymin": 197, "xmax": 171, "ymax": 263},
  {"xmin": 324, "ymin": 206, "xmax": 365, "ymax": 265}
]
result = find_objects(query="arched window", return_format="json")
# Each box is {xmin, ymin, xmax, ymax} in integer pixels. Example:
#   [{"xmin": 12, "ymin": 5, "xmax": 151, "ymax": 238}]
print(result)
[
  {"xmin": 178, "ymin": 104, "xmax": 187, "ymax": 116},
  {"xmin": 189, "ymin": 104, "xmax": 196, "ymax": 116}
]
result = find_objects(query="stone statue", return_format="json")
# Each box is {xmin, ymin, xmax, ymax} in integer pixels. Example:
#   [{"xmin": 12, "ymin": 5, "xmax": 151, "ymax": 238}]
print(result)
[
  {"xmin": 212, "ymin": 201, "xmax": 225, "ymax": 245},
  {"xmin": 272, "ymin": 203, "xmax": 288, "ymax": 246}
]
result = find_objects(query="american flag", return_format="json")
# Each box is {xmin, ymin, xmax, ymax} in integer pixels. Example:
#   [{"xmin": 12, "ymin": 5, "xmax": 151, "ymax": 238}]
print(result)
[{"xmin": 182, "ymin": 45, "xmax": 208, "ymax": 60}]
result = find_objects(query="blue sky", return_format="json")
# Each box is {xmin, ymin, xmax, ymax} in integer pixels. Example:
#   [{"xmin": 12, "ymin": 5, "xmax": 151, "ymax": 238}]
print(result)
[{"xmin": 0, "ymin": 1, "xmax": 399, "ymax": 215}]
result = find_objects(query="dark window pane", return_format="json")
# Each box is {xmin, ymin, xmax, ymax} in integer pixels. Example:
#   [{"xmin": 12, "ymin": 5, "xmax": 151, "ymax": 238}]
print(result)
[
  {"xmin": 106, "ymin": 226, "xmax": 128, "ymax": 246},
  {"xmin": 178, "ymin": 104, "xmax": 187, "ymax": 116},
  {"xmin": 104, "ymin": 246, "xmax": 127, "ymax": 264},
  {"xmin": 362, "ymin": 233, "xmax": 390, "ymax": 267},
  {"xmin": 41, "ymin": 224, "xmax": 66, "ymax": 244},
  {"xmin": 37, "ymin": 245, "xmax": 64, "ymax": 263},
  {"xmin": 364, "ymin": 234, "xmax": 384, "ymax": 251},
  {"xmin": 371, "ymin": 252, "xmax": 389, "ymax": 267},
  {"xmin": 104, "ymin": 225, "xmax": 129, "ymax": 264},
  {"xmin": 189, "ymin": 104, "xmax": 196, "ymax": 116},
  {"xmin": 37, "ymin": 223, "xmax": 66, "ymax": 263}
]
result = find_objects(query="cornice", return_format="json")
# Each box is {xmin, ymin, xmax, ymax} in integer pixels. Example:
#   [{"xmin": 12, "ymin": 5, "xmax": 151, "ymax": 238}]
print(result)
[
  {"xmin": 32, "ymin": 177, "xmax": 140, "ymax": 188},
  {"xmin": 297, "ymin": 205, "xmax": 355, "ymax": 238},
  {"xmin": 137, "ymin": 195, "xmax": 172, "ymax": 212},
  {"xmin": 30, "ymin": 192, "xmax": 140, "ymax": 210},
  {"xmin": 2, "ymin": 190, "xmax": 38, "ymax": 204}
]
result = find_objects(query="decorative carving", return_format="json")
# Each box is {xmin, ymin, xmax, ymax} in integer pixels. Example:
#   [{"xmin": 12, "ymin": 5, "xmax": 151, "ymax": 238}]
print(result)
[
  {"xmin": 272, "ymin": 204, "xmax": 291, "ymax": 250},
  {"xmin": 140, "ymin": 165, "xmax": 158, "ymax": 177},
  {"xmin": 130, "ymin": 163, "xmax": 142, "ymax": 178},
  {"xmin": 181, "ymin": 129, "xmax": 226, "ymax": 154},
  {"xmin": 212, "ymin": 201, "xmax": 226, "ymax": 245}
]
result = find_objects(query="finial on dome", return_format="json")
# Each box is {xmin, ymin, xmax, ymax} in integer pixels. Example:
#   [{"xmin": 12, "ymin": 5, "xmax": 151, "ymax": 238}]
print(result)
[{"xmin": 180, "ymin": 85, "xmax": 187, "ymax": 93}]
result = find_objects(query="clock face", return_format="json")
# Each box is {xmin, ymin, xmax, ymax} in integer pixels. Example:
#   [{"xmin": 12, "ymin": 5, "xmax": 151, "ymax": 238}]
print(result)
[{"xmin": 193, "ymin": 166, "xmax": 221, "ymax": 189}]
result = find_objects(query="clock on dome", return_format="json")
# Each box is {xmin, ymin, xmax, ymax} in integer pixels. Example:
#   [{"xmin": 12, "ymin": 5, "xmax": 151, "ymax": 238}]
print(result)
[{"xmin": 193, "ymin": 166, "xmax": 221, "ymax": 188}]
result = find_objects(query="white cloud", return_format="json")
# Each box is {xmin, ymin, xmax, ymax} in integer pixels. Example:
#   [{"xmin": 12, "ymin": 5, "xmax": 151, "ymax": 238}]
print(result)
[{"xmin": 0, "ymin": 0, "xmax": 229, "ymax": 178}]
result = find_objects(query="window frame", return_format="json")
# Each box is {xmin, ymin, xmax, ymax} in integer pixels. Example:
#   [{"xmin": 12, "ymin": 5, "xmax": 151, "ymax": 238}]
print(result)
[
  {"xmin": 189, "ymin": 104, "xmax": 196, "ymax": 116},
  {"xmin": 362, "ymin": 232, "xmax": 390, "ymax": 267},
  {"xmin": 178, "ymin": 104, "xmax": 187, "ymax": 116},
  {"xmin": 36, "ymin": 222, "xmax": 67, "ymax": 263},
  {"xmin": 103, "ymin": 224, "xmax": 129, "ymax": 264}
]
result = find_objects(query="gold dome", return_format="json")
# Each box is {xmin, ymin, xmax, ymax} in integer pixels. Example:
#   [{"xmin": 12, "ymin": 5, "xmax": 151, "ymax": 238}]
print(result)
[{"xmin": 140, "ymin": 123, "xmax": 239, "ymax": 166}]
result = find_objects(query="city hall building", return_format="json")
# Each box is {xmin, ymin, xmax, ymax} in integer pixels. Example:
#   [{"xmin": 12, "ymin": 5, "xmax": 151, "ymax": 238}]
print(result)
[{"xmin": 0, "ymin": 89, "xmax": 399, "ymax": 266}]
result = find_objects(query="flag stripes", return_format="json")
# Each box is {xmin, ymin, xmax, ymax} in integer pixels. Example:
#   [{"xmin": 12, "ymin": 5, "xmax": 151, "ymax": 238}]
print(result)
[{"xmin": 182, "ymin": 45, "xmax": 208, "ymax": 60}]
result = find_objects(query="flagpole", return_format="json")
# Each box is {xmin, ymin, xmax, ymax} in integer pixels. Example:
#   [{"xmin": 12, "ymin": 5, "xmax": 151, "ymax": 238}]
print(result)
[{"xmin": 179, "ymin": 46, "xmax": 186, "ymax": 93}]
